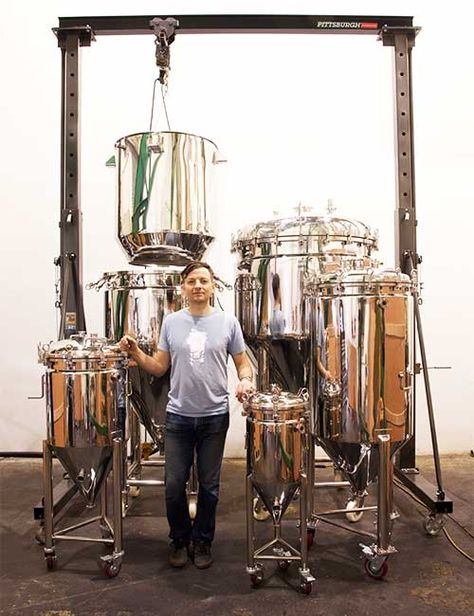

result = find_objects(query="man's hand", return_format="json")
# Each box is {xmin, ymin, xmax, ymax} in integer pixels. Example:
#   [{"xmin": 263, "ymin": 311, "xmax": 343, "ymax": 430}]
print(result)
[
  {"xmin": 119, "ymin": 335, "xmax": 140, "ymax": 362},
  {"xmin": 236, "ymin": 377, "xmax": 254, "ymax": 402}
]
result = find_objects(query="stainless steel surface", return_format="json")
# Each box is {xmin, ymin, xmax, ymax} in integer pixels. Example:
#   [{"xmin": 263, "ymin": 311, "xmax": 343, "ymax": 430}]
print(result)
[
  {"xmin": 246, "ymin": 474, "xmax": 255, "ymax": 570},
  {"xmin": 377, "ymin": 433, "xmax": 394, "ymax": 552},
  {"xmin": 43, "ymin": 440, "xmax": 54, "ymax": 552},
  {"xmin": 232, "ymin": 214, "xmax": 378, "ymax": 267},
  {"xmin": 39, "ymin": 335, "xmax": 128, "ymax": 507},
  {"xmin": 308, "ymin": 268, "xmax": 414, "ymax": 493},
  {"xmin": 233, "ymin": 213, "xmax": 379, "ymax": 393},
  {"xmin": 116, "ymin": 131, "xmax": 221, "ymax": 265},
  {"xmin": 244, "ymin": 387, "xmax": 309, "ymax": 522},
  {"xmin": 112, "ymin": 438, "xmax": 124, "ymax": 555},
  {"xmin": 98, "ymin": 269, "xmax": 184, "ymax": 447},
  {"xmin": 244, "ymin": 386, "xmax": 314, "ymax": 590}
]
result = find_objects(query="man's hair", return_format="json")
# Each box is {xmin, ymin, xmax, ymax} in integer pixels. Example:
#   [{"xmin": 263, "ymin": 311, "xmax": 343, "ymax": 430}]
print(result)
[{"xmin": 180, "ymin": 261, "xmax": 215, "ymax": 283}]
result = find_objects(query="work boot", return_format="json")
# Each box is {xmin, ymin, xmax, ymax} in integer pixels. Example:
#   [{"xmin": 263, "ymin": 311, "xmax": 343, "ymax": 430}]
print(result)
[
  {"xmin": 192, "ymin": 541, "xmax": 213, "ymax": 569},
  {"xmin": 168, "ymin": 540, "xmax": 189, "ymax": 568}
]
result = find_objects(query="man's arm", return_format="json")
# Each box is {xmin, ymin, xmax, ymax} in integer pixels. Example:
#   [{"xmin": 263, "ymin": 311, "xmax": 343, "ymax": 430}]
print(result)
[
  {"xmin": 119, "ymin": 335, "xmax": 170, "ymax": 378},
  {"xmin": 232, "ymin": 351, "xmax": 254, "ymax": 401}
]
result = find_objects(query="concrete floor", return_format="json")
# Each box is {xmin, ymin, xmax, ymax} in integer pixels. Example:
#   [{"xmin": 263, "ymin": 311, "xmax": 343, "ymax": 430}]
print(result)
[{"xmin": 0, "ymin": 454, "xmax": 473, "ymax": 616}]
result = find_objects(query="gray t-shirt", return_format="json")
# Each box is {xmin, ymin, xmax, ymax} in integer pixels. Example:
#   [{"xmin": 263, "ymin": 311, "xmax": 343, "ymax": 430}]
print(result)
[{"xmin": 158, "ymin": 308, "xmax": 246, "ymax": 417}]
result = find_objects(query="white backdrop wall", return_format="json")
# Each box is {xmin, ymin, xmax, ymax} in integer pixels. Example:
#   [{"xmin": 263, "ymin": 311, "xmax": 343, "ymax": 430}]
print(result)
[{"xmin": 1, "ymin": 1, "xmax": 472, "ymax": 455}]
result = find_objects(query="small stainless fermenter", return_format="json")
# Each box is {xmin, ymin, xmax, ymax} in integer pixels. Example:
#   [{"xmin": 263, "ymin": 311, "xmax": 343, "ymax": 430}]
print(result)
[
  {"xmin": 40, "ymin": 334, "xmax": 128, "ymax": 505},
  {"xmin": 38, "ymin": 333, "xmax": 128, "ymax": 576},
  {"xmin": 243, "ymin": 385, "xmax": 315, "ymax": 594}
]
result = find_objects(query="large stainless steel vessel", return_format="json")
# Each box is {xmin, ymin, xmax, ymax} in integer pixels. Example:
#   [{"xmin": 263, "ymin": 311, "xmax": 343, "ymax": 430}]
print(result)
[
  {"xmin": 39, "ymin": 334, "xmax": 128, "ymax": 506},
  {"xmin": 116, "ymin": 131, "xmax": 222, "ymax": 265},
  {"xmin": 233, "ymin": 213, "xmax": 378, "ymax": 392},
  {"xmin": 91, "ymin": 269, "xmax": 184, "ymax": 448},
  {"xmin": 307, "ymin": 268, "xmax": 414, "ymax": 492}
]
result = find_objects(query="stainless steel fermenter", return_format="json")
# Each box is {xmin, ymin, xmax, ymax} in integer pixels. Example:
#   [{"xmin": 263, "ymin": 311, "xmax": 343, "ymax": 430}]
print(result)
[
  {"xmin": 233, "ymin": 212, "xmax": 378, "ymax": 393},
  {"xmin": 306, "ymin": 268, "xmax": 414, "ymax": 493},
  {"xmin": 90, "ymin": 269, "xmax": 184, "ymax": 448},
  {"xmin": 243, "ymin": 386, "xmax": 315, "ymax": 593},
  {"xmin": 244, "ymin": 386, "xmax": 310, "ymax": 522},
  {"xmin": 116, "ymin": 131, "xmax": 223, "ymax": 265},
  {"xmin": 39, "ymin": 334, "xmax": 128, "ymax": 506}
]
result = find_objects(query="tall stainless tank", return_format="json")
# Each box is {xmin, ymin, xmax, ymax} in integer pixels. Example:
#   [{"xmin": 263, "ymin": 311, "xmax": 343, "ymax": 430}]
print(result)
[
  {"xmin": 115, "ymin": 131, "xmax": 222, "ymax": 265},
  {"xmin": 233, "ymin": 213, "xmax": 378, "ymax": 392},
  {"xmin": 39, "ymin": 335, "xmax": 128, "ymax": 506},
  {"xmin": 307, "ymin": 268, "xmax": 414, "ymax": 493},
  {"xmin": 91, "ymin": 269, "xmax": 184, "ymax": 449}
]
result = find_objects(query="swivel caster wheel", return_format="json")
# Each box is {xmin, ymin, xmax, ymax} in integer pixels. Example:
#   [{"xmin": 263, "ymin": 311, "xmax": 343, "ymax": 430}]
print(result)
[
  {"xmin": 423, "ymin": 513, "xmax": 445, "ymax": 536},
  {"xmin": 363, "ymin": 557, "xmax": 388, "ymax": 580},
  {"xmin": 345, "ymin": 496, "xmax": 365, "ymax": 523},
  {"xmin": 253, "ymin": 496, "xmax": 271, "ymax": 522},
  {"xmin": 249, "ymin": 568, "xmax": 264, "ymax": 588},
  {"xmin": 277, "ymin": 560, "xmax": 290, "ymax": 571},
  {"xmin": 300, "ymin": 581, "xmax": 313, "ymax": 595},
  {"xmin": 307, "ymin": 528, "xmax": 315, "ymax": 549},
  {"xmin": 101, "ymin": 558, "xmax": 121, "ymax": 578},
  {"xmin": 45, "ymin": 553, "xmax": 57, "ymax": 570}
]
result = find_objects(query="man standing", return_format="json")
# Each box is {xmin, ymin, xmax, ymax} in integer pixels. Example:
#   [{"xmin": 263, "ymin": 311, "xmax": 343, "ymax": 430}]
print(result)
[{"xmin": 120, "ymin": 261, "xmax": 253, "ymax": 569}]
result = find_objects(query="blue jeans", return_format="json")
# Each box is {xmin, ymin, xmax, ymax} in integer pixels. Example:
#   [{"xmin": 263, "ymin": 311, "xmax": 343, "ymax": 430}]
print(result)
[{"xmin": 165, "ymin": 412, "xmax": 229, "ymax": 545}]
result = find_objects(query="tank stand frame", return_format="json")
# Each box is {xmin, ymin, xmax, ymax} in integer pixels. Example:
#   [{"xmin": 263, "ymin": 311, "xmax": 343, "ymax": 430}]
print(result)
[
  {"xmin": 42, "ymin": 438, "xmax": 125, "ymax": 577},
  {"xmin": 308, "ymin": 434, "xmax": 398, "ymax": 579},
  {"xmin": 246, "ymin": 472, "xmax": 315, "ymax": 594}
]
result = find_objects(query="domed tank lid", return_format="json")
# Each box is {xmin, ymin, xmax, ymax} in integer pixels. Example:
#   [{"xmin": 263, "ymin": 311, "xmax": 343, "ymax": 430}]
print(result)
[
  {"xmin": 39, "ymin": 333, "xmax": 126, "ymax": 363},
  {"xmin": 243, "ymin": 385, "xmax": 309, "ymax": 411},
  {"xmin": 232, "ymin": 206, "xmax": 377, "ymax": 248}
]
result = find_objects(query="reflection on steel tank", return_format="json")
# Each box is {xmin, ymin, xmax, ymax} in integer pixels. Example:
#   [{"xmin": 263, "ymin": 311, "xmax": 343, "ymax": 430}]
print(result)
[
  {"xmin": 306, "ymin": 268, "xmax": 414, "ymax": 493},
  {"xmin": 232, "ymin": 211, "xmax": 379, "ymax": 393},
  {"xmin": 90, "ymin": 270, "xmax": 184, "ymax": 450},
  {"xmin": 115, "ymin": 131, "xmax": 225, "ymax": 266},
  {"xmin": 38, "ymin": 334, "xmax": 129, "ymax": 507}
]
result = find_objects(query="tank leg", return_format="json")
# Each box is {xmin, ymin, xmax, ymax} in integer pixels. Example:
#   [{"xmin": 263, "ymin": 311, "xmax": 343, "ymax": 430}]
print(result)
[
  {"xmin": 128, "ymin": 406, "xmax": 142, "ymax": 476},
  {"xmin": 100, "ymin": 437, "xmax": 124, "ymax": 578},
  {"xmin": 377, "ymin": 433, "xmax": 394, "ymax": 552},
  {"xmin": 99, "ymin": 475, "xmax": 112, "ymax": 539},
  {"xmin": 299, "ymin": 470, "xmax": 316, "ymax": 589},
  {"xmin": 246, "ymin": 475, "xmax": 264, "ymax": 586},
  {"xmin": 112, "ymin": 438, "xmax": 124, "ymax": 550},
  {"xmin": 42, "ymin": 440, "xmax": 56, "ymax": 568},
  {"xmin": 299, "ymin": 471, "xmax": 308, "ymax": 568},
  {"xmin": 306, "ymin": 434, "xmax": 315, "ymax": 524},
  {"xmin": 360, "ymin": 433, "xmax": 396, "ymax": 578},
  {"xmin": 246, "ymin": 474, "xmax": 256, "ymax": 571}
]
